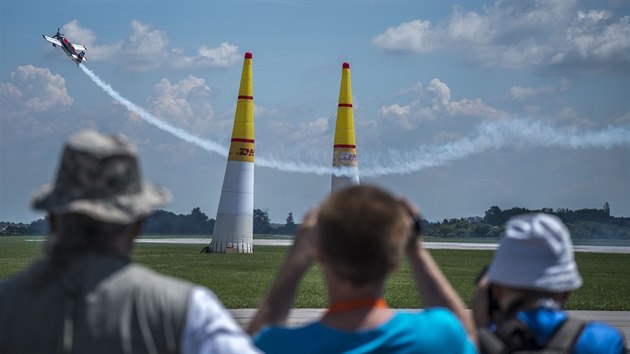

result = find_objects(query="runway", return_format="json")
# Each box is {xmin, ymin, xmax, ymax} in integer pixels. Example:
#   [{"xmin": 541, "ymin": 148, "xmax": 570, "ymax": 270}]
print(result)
[{"xmin": 136, "ymin": 237, "xmax": 630, "ymax": 254}]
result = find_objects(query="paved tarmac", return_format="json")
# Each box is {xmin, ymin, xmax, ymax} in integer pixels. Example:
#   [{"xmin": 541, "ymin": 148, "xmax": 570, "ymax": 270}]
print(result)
[{"xmin": 137, "ymin": 237, "xmax": 630, "ymax": 254}]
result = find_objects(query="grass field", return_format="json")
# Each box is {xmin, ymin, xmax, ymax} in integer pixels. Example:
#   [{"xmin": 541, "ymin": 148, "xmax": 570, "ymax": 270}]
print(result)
[{"xmin": 1, "ymin": 236, "xmax": 629, "ymax": 310}]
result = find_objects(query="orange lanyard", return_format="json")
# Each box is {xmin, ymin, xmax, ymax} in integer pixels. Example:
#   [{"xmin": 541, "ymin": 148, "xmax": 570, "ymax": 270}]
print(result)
[{"xmin": 327, "ymin": 298, "xmax": 388, "ymax": 315}]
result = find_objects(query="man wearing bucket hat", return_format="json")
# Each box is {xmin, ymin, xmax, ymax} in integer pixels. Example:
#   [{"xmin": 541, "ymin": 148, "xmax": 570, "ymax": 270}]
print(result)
[
  {"xmin": 472, "ymin": 213, "xmax": 625, "ymax": 353},
  {"xmin": 0, "ymin": 130, "xmax": 260, "ymax": 354}
]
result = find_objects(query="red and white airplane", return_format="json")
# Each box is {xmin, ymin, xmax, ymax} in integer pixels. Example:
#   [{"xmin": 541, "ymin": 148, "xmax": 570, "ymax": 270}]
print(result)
[{"xmin": 42, "ymin": 28, "xmax": 87, "ymax": 64}]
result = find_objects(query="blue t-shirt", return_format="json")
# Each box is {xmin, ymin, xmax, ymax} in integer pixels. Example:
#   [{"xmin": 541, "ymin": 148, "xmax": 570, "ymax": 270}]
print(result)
[
  {"xmin": 513, "ymin": 308, "xmax": 626, "ymax": 354},
  {"xmin": 255, "ymin": 308, "xmax": 476, "ymax": 354}
]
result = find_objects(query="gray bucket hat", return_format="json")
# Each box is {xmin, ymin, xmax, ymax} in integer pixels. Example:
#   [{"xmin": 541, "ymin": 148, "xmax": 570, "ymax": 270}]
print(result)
[{"xmin": 32, "ymin": 129, "xmax": 171, "ymax": 224}]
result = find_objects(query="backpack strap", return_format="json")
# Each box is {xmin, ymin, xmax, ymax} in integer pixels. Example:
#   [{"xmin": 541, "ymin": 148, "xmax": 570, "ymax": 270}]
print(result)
[
  {"xmin": 478, "ymin": 316, "xmax": 587, "ymax": 354},
  {"xmin": 544, "ymin": 317, "xmax": 587, "ymax": 352},
  {"xmin": 478, "ymin": 316, "xmax": 538, "ymax": 354}
]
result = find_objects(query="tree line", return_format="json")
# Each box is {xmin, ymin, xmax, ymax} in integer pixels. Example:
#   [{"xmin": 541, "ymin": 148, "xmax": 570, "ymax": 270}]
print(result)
[
  {"xmin": 427, "ymin": 203, "xmax": 630, "ymax": 239},
  {"xmin": 2, "ymin": 203, "xmax": 629, "ymax": 239},
  {"xmin": 0, "ymin": 207, "xmax": 297, "ymax": 236}
]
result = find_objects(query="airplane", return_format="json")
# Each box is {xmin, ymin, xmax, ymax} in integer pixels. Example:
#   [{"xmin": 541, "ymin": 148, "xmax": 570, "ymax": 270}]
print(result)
[{"xmin": 42, "ymin": 28, "xmax": 87, "ymax": 64}]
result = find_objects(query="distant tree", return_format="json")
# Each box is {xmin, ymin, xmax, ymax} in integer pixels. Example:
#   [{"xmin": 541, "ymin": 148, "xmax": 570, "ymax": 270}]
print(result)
[
  {"xmin": 281, "ymin": 212, "xmax": 297, "ymax": 235},
  {"xmin": 470, "ymin": 223, "xmax": 493, "ymax": 238},
  {"xmin": 25, "ymin": 217, "xmax": 48, "ymax": 235},
  {"xmin": 253, "ymin": 208, "xmax": 272, "ymax": 234},
  {"xmin": 603, "ymin": 202, "xmax": 611, "ymax": 217},
  {"xmin": 484, "ymin": 206, "xmax": 503, "ymax": 225},
  {"xmin": 559, "ymin": 208, "xmax": 609, "ymax": 223},
  {"xmin": 183, "ymin": 207, "xmax": 213, "ymax": 234},
  {"xmin": 4, "ymin": 203, "xmax": 629, "ymax": 239},
  {"xmin": 502, "ymin": 207, "xmax": 530, "ymax": 221},
  {"xmin": 144, "ymin": 208, "xmax": 214, "ymax": 234},
  {"xmin": 286, "ymin": 212, "xmax": 295, "ymax": 227},
  {"xmin": 0, "ymin": 225, "xmax": 26, "ymax": 236},
  {"xmin": 144, "ymin": 210, "xmax": 179, "ymax": 234}
]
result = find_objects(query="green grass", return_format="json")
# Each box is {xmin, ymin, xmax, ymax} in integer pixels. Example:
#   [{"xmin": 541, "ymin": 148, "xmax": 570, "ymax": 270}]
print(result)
[
  {"xmin": 0, "ymin": 237, "xmax": 45, "ymax": 275},
  {"xmin": 1, "ymin": 237, "xmax": 629, "ymax": 310}
]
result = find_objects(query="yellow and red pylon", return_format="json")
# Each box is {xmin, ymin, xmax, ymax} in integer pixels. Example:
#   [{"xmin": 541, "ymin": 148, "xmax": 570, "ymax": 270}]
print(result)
[
  {"xmin": 208, "ymin": 52, "xmax": 254, "ymax": 253},
  {"xmin": 331, "ymin": 62, "xmax": 360, "ymax": 192}
]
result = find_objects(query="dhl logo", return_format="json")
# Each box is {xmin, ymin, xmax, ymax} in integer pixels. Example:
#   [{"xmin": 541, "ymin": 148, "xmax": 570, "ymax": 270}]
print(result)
[
  {"xmin": 340, "ymin": 153, "xmax": 357, "ymax": 161},
  {"xmin": 333, "ymin": 147, "xmax": 358, "ymax": 167},
  {"xmin": 237, "ymin": 148, "xmax": 255, "ymax": 157},
  {"xmin": 228, "ymin": 140, "xmax": 255, "ymax": 162}
]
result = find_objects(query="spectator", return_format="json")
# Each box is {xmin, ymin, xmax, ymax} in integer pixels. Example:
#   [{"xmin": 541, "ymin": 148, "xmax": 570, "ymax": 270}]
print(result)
[
  {"xmin": 248, "ymin": 185, "xmax": 476, "ymax": 353},
  {"xmin": 0, "ymin": 130, "xmax": 260, "ymax": 354},
  {"xmin": 472, "ymin": 213, "xmax": 626, "ymax": 353}
]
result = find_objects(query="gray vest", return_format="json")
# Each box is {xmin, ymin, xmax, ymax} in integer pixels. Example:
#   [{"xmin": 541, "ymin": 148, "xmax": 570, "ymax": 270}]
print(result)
[{"xmin": 0, "ymin": 253, "xmax": 193, "ymax": 354}]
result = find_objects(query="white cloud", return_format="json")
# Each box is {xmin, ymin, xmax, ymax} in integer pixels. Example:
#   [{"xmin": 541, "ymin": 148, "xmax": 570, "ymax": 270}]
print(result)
[
  {"xmin": 378, "ymin": 104, "xmax": 413, "ymax": 130},
  {"xmin": 446, "ymin": 8, "xmax": 490, "ymax": 45},
  {"xmin": 610, "ymin": 111, "xmax": 630, "ymax": 125},
  {"xmin": 0, "ymin": 66, "xmax": 78, "ymax": 144},
  {"xmin": 173, "ymin": 42, "xmax": 241, "ymax": 69},
  {"xmin": 378, "ymin": 78, "xmax": 507, "ymax": 130},
  {"xmin": 379, "ymin": 104, "xmax": 411, "ymax": 117},
  {"xmin": 59, "ymin": 20, "xmax": 242, "ymax": 71},
  {"xmin": 0, "ymin": 65, "xmax": 72, "ymax": 113},
  {"xmin": 144, "ymin": 75, "xmax": 216, "ymax": 134},
  {"xmin": 258, "ymin": 115, "xmax": 331, "ymax": 164},
  {"xmin": 448, "ymin": 97, "xmax": 505, "ymax": 118},
  {"xmin": 372, "ymin": 20, "xmax": 438, "ymax": 53},
  {"xmin": 507, "ymin": 78, "xmax": 572, "ymax": 101},
  {"xmin": 267, "ymin": 116, "xmax": 329, "ymax": 143},
  {"xmin": 427, "ymin": 78, "xmax": 451, "ymax": 108},
  {"xmin": 550, "ymin": 11, "xmax": 630, "ymax": 70},
  {"xmin": 373, "ymin": 0, "xmax": 630, "ymax": 72},
  {"xmin": 426, "ymin": 78, "xmax": 506, "ymax": 119},
  {"xmin": 507, "ymin": 85, "xmax": 555, "ymax": 100}
]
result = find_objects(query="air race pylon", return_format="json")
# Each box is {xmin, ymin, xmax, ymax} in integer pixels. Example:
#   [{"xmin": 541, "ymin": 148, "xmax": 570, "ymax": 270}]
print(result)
[
  {"xmin": 331, "ymin": 62, "xmax": 360, "ymax": 192},
  {"xmin": 208, "ymin": 52, "xmax": 254, "ymax": 253}
]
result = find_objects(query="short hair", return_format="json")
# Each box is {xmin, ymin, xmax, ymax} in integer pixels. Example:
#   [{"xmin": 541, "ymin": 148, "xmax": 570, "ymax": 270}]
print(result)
[{"xmin": 318, "ymin": 185, "xmax": 408, "ymax": 286}]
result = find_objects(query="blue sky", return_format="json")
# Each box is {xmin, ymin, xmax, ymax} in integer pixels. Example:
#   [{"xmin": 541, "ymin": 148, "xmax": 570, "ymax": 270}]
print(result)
[{"xmin": 1, "ymin": 0, "xmax": 629, "ymax": 224}]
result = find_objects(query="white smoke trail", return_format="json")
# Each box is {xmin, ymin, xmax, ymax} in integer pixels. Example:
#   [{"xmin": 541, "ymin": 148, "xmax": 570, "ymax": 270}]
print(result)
[
  {"xmin": 79, "ymin": 64, "xmax": 228, "ymax": 156},
  {"xmin": 79, "ymin": 64, "xmax": 630, "ymax": 178},
  {"xmin": 360, "ymin": 119, "xmax": 630, "ymax": 177}
]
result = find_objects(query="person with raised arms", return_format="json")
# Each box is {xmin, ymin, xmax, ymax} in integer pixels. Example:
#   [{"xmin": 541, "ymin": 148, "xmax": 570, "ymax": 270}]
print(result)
[{"xmin": 248, "ymin": 184, "xmax": 476, "ymax": 354}]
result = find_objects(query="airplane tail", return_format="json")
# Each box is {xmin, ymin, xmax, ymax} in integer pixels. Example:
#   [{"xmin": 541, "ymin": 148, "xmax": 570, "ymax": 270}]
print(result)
[{"xmin": 78, "ymin": 52, "xmax": 86, "ymax": 62}]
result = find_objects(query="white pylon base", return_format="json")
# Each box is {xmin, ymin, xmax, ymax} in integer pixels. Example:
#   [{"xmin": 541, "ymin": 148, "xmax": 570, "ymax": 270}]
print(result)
[
  {"xmin": 209, "ymin": 240, "xmax": 253, "ymax": 253},
  {"xmin": 209, "ymin": 212, "xmax": 253, "ymax": 253}
]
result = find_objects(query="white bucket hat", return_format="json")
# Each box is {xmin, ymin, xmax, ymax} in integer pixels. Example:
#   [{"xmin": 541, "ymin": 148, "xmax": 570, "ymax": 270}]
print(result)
[{"xmin": 487, "ymin": 213, "xmax": 582, "ymax": 292}]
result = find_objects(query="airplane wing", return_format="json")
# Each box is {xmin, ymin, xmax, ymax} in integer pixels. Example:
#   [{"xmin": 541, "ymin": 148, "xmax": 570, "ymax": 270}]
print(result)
[
  {"xmin": 72, "ymin": 43, "xmax": 87, "ymax": 51},
  {"xmin": 43, "ymin": 35, "xmax": 62, "ymax": 47}
]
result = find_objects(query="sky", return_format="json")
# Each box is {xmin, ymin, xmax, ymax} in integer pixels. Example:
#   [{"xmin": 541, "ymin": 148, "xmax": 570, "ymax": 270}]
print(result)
[{"xmin": 1, "ymin": 0, "xmax": 629, "ymax": 224}]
